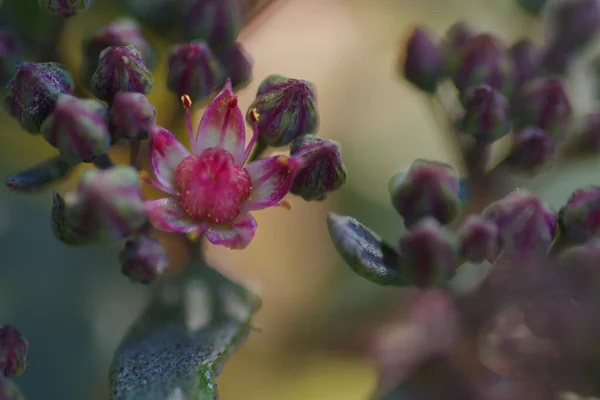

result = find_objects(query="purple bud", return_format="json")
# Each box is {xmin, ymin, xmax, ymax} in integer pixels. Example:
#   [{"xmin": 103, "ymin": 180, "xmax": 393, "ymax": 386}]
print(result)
[
  {"xmin": 515, "ymin": 0, "xmax": 548, "ymax": 15},
  {"xmin": 457, "ymin": 215, "xmax": 499, "ymax": 263},
  {"xmin": 110, "ymin": 92, "xmax": 156, "ymax": 140},
  {"xmin": 2, "ymin": 62, "xmax": 74, "ymax": 134},
  {"xmin": 453, "ymin": 33, "xmax": 514, "ymax": 98},
  {"xmin": 246, "ymin": 74, "xmax": 318, "ymax": 147},
  {"xmin": 541, "ymin": 40, "xmax": 574, "ymax": 75},
  {"xmin": 482, "ymin": 190, "xmax": 557, "ymax": 255},
  {"xmin": 398, "ymin": 218, "xmax": 457, "ymax": 288},
  {"xmin": 572, "ymin": 112, "xmax": 600, "ymax": 150},
  {"xmin": 289, "ymin": 136, "xmax": 347, "ymax": 201},
  {"xmin": 40, "ymin": 94, "xmax": 110, "ymax": 163},
  {"xmin": 461, "ymin": 84, "xmax": 510, "ymax": 142},
  {"xmin": 82, "ymin": 18, "xmax": 156, "ymax": 88},
  {"xmin": 507, "ymin": 127, "xmax": 556, "ymax": 171},
  {"xmin": 63, "ymin": 166, "xmax": 147, "ymax": 243},
  {"xmin": 552, "ymin": 0, "xmax": 600, "ymax": 48},
  {"xmin": 389, "ymin": 159, "xmax": 460, "ymax": 228},
  {"xmin": 512, "ymin": 78, "xmax": 572, "ymax": 138},
  {"xmin": 0, "ymin": 326, "xmax": 27, "ymax": 378},
  {"xmin": 183, "ymin": 0, "xmax": 243, "ymax": 49},
  {"xmin": 214, "ymin": 42, "xmax": 253, "ymax": 90},
  {"xmin": 0, "ymin": 29, "xmax": 21, "ymax": 86},
  {"xmin": 509, "ymin": 39, "xmax": 541, "ymax": 87},
  {"xmin": 0, "ymin": 377, "xmax": 22, "ymax": 400},
  {"xmin": 558, "ymin": 186, "xmax": 600, "ymax": 242},
  {"xmin": 441, "ymin": 21, "xmax": 475, "ymax": 78},
  {"xmin": 38, "ymin": 0, "xmax": 94, "ymax": 15},
  {"xmin": 91, "ymin": 45, "xmax": 154, "ymax": 104},
  {"xmin": 125, "ymin": 0, "xmax": 194, "ymax": 31},
  {"xmin": 119, "ymin": 235, "xmax": 168, "ymax": 284},
  {"xmin": 166, "ymin": 41, "xmax": 224, "ymax": 102},
  {"xmin": 402, "ymin": 26, "xmax": 443, "ymax": 93}
]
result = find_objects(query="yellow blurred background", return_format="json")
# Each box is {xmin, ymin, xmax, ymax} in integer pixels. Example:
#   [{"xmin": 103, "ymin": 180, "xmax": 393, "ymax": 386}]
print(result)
[{"xmin": 0, "ymin": 0, "xmax": 567, "ymax": 399}]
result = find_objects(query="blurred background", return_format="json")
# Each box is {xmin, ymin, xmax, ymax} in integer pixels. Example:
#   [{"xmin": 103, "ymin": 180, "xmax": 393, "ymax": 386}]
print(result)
[{"xmin": 1, "ymin": 0, "xmax": 599, "ymax": 399}]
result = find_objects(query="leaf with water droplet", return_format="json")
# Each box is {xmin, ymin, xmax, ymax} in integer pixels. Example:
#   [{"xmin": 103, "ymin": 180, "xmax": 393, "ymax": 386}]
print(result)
[
  {"xmin": 5, "ymin": 156, "xmax": 77, "ymax": 192},
  {"xmin": 109, "ymin": 261, "xmax": 261, "ymax": 400},
  {"xmin": 327, "ymin": 213, "xmax": 406, "ymax": 286}
]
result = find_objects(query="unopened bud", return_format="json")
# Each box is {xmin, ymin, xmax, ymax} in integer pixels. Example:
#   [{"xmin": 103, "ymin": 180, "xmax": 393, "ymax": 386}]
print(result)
[{"xmin": 119, "ymin": 235, "xmax": 168, "ymax": 284}]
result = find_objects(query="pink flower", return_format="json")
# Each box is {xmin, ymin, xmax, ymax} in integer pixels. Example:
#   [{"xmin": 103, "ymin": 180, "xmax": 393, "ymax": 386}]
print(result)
[{"xmin": 143, "ymin": 80, "xmax": 303, "ymax": 249}]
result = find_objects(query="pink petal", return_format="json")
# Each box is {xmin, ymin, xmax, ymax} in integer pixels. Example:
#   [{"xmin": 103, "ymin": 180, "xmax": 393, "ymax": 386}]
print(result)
[
  {"xmin": 243, "ymin": 155, "xmax": 303, "ymax": 211},
  {"xmin": 194, "ymin": 79, "xmax": 246, "ymax": 164},
  {"xmin": 149, "ymin": 125, "xmax": 191, "ymax": 190},
  {"xmin": 145, "ymin": 197, "xmax": 201, "ymax": 234},
  {"xmin": 205, "ymin": 213, "xmax": 257, "ymax": 249}
]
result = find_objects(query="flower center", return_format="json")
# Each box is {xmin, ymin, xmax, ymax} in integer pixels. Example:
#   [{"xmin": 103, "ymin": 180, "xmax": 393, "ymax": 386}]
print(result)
[{"xmin": 174, "ymin": 147, "xmax": 251, "ymax": 224}]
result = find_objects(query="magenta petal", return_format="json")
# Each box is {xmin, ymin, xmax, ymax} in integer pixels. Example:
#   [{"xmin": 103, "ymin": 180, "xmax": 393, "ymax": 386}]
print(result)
[
  {"xmin": 243, "ymin": 155, "xmax": 303, "ymax": 211},
  {"xmin": 205, "ymin": 213, "xmax": 257, "ymax": 249},
  {"xmin": 193, "ymin": 79, "xmax": 246, "ymax": 164},
  {"xmin": 145, "ymin": 197, "xmax": 200, "ymax": 234},
  {"xmin": 149, "ymin": 125, "xmax": 191, "ymax": 189}
]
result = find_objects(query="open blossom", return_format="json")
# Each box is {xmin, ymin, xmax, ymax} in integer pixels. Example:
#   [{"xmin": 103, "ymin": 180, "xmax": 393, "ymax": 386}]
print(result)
[{"xmin": 144, "ymin": 80, "xmax": 303, "ymax": 249}]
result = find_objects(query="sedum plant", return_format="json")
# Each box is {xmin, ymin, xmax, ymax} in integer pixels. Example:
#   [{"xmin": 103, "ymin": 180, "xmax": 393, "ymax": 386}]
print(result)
[
  {"xmin": 327, "ymin": 0, "xmax": 600, "ymax": 399},
  {"xmin": 0, "ymin": 0, "xmax": 346, "ymax": 398}
]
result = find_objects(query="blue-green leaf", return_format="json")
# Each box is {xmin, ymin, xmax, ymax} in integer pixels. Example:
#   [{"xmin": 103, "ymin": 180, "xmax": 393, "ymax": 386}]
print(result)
[
  {"xmin": 327, "ymin": 212, "xmax": 406, "ymax": 286},
  {"xmin": 5, "ymin": 156, "xmax": 77, "ymax": 192},
  {"xmin": 109, "ymin": 261, "xmax": 261, "ymax": 400}
]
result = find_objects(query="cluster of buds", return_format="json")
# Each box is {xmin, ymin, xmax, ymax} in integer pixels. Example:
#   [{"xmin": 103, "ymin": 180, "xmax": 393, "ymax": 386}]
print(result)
[{"xmin": 0, "ymin": 326, "xmax": 28, "ymax": 399}]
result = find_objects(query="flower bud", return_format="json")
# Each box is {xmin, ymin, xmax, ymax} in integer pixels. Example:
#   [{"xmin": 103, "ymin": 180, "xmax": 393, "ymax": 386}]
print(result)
[
  {"xmin": 558, "ymin": 186, "xmax": 600, "ymax": 242},
  {"xmin": 119, "ymin": 235, "xmax": 168, "ymax": 284},
  {"xmin": 63, "ymin": 166, "xmax": 147, "ymax": 243},
  {"xmin": 541, "ymin": 40, "xmax": 574, "ymax": 75},
  {"xmin": 515, "ymin": 0, "xmax": 548, "ymax": 15},
  {"xmin": 40, "ymin": 94, "xmax": 110, "ymax": 162},
  {"xmin": 398, "ymin": 218, "xmax": 457, "ymax": 287},
  {"xmin": 183, "ymin": 0, "xmax": 243, "ymax": 49},
  {"xmin": 507, "ymin": 127, "xmax": 555, "ymax": 171},
  {"xmin": 246, "ymin": 74, "xmax": 318, "ymax": 147},
  {"xmin": 402, "ymin": 26, "xmax": 443, "ymax": 93},
  {"xmin": 2, "ymin": 62, "xmax": 74, "ymax": 134},
  {"xmin": 442, "ymin": 21, "xmax": 474, "ymax": 76},
  {"xmin": 389, "ymin": 160, "xmax": 460, "ymax": 228},
  {"xmin": 482, "ymin": 190, "xmax": 557, "ymax": 255},
  {"xmin": 214, "ymin": 42, "xmax": 253, "ymax": 90},
  {"xmin": 110, "ymin": 92, "xmax": 156, "ymax": 140},
  {"xmin": 0, "ymin": 326, "xmax": 27, "ymax": 378},
  {"xmin": 457, "ymin": 215, "xmax": 499, "ymax": 263},
  {"xmin": 572, "ymin": 112, "xmax": 600, "ymax": 150},
  {"xmin": 0, "ymin": 377, "xmax": 22, "ymax": 400},
  {"xmin": 512, "ymin": 78, "xmax": 572, "ymax": 139},
  {"xmin": 509, "ymin": 39, "xmax": 541, "ymax": 88},
  {"xmin": 289, "ymin": 136, "xmax": 347, "ymax": 201},
  {"xmin": 0, "ymin": 29, "xmax": 21, "ymax": 86},
  {"xmin": 91, "ymin": 45, "xmax": 154, "ymax": 104},
  {"xmin": 552, "ymin": 0, "xmax": 600, "ymax": 48},
  {"xmin": 38, "ymin": 0, "xmax": 93, "ymax": 15},
  {"xmin": 82, "ymin": 18, "xmax": 156, "ymax": 89},
  {"xmin": 461, "ymin": 84, "xmax": 510, "ymax": 142},
  {"xmin": 124, "ymin": 0, "xmax": 194, "ymax": 31},
  {"xmin": 166, "ymin": 41, "xmax": 224, "ymax": 102},
  {"xmin": 453, "ymin": 33, "xmax": 514, "ymax": 98}
]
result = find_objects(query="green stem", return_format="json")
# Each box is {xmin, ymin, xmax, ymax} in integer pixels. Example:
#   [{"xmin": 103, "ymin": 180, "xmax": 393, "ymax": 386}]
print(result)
[
  {"xmin": 246, "ymin": 138, "xmax": 268, "ymax": 163},
  {"xmin": 92, "ymin": 154, "xmax": 115, "ymax": 170}
]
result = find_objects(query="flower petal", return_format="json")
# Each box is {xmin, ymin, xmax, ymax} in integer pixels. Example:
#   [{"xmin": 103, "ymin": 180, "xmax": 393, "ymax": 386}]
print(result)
[
  {"xmin": 149, "ymin": 125, "xmax": 191, "ymax": 190},
  {"xmin": 243, "ymin": 155, "xmax": 303, "ymax": 211},
  {"xmin": 205, "ymin": 213, "xmax": 257, "ymax": 249},
  {"xmin": 145, "ymin": 197, "xmax": 200, "ymax": 234},
  {"xmin": 194, "ymin": 79, "xmax": 246, "ymax": 164}
]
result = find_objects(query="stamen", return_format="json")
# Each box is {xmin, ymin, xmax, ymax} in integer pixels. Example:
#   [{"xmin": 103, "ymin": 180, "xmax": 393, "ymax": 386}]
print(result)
[
  {"xmin": 243, "ymin": 108, "xmax": 260, "ymax": 163},
  {"xmin": 140, "ymin": 171, "xmax": 175, "ymax": 194},
  {"xmin": 218, "ymin": 96, "xmax": 238, "ymax": 148},
  {"xmin": 277, "ymin": 199, "xmax": 292, "ymax": 210},
  {"xmin": 181, "ymin": 95, "xmax": 195, "ymax": 147}
]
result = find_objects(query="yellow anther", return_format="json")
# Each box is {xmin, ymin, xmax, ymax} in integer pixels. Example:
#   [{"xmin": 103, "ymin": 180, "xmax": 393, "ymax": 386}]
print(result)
[
  {"xmin": 278, "ymin": 200, "xmax": 292, "ymax": 210},
  {"xmin": 181, "ymin": 95, "xmax": 192, "ymax": 109},
  {"xmin": 187, "ymin": 231, "xmax": 200, "ymax": 241},
  {"xmin": 276, "ymin": 155, "xmax": 288, "ymax": 166},
  {"xmin": 250, "ymin": 108, "xmax": 260, "ymax": 123}
]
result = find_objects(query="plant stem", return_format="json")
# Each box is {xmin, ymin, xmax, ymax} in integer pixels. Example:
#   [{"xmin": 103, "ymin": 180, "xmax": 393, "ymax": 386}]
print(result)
[
  {"xmin": 246, "ymin": 137, "xmax": 268, "ymax": 163},
  {"xmin": 92, "ymin": 154, "xmax": 115, "ymax": 170}
]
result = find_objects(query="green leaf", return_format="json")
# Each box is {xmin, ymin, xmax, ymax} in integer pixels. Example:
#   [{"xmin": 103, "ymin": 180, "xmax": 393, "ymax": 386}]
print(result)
[
  {"xmin": 327, "ymin": 212, "xmax": 406, "ymax": 286},
  {"xmin": 109, "ymin": 261, "xmax": 261, "ymax": 400},
  {"xmin": 5, "ymin": 156, "xmax": 77, "ymax": 192}
]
